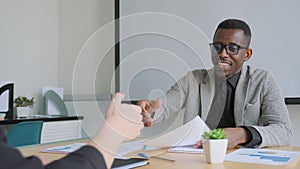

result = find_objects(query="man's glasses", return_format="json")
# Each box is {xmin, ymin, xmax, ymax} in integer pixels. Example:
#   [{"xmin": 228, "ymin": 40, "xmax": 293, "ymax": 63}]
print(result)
[{"xmin": 209, "ymin": 43, "xmax": 248, "ymax": 55}]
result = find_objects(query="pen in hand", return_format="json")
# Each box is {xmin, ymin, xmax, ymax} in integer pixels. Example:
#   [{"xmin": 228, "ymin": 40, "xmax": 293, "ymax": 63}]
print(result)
[{"xmin": 138, "ymin": 153, "xmax": 175, "ymax": 162}]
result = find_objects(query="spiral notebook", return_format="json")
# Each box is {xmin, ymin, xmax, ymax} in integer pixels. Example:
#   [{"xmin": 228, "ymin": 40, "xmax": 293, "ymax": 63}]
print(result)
[{"xmin": 168, "ymin": 145, "xmax": 204, "ymax": 154}]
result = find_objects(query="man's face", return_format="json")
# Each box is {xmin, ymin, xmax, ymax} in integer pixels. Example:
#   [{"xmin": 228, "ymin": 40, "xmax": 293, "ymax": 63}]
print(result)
[{"xmin": 211, "ymin": 29, "xmax": 252, "ymax": 79}]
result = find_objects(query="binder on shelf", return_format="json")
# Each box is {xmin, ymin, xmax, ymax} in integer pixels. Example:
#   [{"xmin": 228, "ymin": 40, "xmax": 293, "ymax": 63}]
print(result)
[{"xmin": 42, "ymin": 87, "xmax": 67, "ymax": 116}]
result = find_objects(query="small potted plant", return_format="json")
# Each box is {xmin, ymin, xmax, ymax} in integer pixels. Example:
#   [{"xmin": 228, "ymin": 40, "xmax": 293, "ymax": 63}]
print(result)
[
  {"xmin": 14, "ymin": 96, "xmax": 35, "ymax": 117},
  {"xmin": 202, "ymin": 128, "xmax": 228, "ymax": 164}
]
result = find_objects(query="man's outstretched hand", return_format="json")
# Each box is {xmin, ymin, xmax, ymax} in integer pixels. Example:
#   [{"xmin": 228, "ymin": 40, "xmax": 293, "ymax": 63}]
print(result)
[{"xmin": 137, "ymin": 100, "xmax": 162, "ymax": 127}]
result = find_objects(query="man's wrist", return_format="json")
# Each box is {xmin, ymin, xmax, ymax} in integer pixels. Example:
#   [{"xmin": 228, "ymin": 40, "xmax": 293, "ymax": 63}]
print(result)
[
  {"xmin": 238, "ymin": 127, "xmax": 251, "ymax": 144},
  {"xmin": 239, "ymin": 126, "xmax": 262, "ymax": 148}
]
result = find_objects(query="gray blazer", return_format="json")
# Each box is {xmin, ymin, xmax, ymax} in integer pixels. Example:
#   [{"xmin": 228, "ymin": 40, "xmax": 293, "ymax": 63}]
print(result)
[{"xmin": 153, "ymin": 65, "xmax": 293, "ymax": 148}]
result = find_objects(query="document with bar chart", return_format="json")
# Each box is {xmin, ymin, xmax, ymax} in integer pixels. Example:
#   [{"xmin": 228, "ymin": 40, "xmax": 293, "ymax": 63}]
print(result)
[{"xmin": 225, "ymin": 148, "xmax": 300, "ymax": 166}]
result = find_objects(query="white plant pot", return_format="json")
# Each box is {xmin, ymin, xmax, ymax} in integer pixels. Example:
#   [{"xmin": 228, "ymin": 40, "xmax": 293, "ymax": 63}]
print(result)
[
  {"xmin": 203, "ymin": 139, "xmax": 228, "ymax": 164},
  {"xmin": 16, "ymin": 107, "xmax": 32, "ymax": 117}
]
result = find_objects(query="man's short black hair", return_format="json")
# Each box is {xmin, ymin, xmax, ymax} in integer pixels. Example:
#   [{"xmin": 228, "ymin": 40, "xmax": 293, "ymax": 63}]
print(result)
[{"xmin": 214, "ymin": 19, "xmax": 252, "ymax": 44}]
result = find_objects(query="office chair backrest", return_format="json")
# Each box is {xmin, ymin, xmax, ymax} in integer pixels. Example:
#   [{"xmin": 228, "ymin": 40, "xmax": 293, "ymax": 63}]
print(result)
[{"xmin": 7, "ymin": 121, "xmax": 43, "ymax": 147}]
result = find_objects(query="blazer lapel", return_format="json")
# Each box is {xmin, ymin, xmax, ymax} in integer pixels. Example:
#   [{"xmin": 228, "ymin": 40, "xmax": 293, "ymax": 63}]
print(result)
[
  {"xmin": 200, "ymin": 69, "xmax": 215, "ymax": 121},
  {"xmin": 234, "ymin": 66, "xmax": 250, "ymax": 126}
]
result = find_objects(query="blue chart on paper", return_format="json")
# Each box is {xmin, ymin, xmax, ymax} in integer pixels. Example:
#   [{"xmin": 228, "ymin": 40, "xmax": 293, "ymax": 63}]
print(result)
[
  {"xmin": 241, "ymin": 153, "xmax": 290, "ymax": 162},
  {"xmin": 225, "ymin": 148, "xmax": 300, "ymax": 166}
]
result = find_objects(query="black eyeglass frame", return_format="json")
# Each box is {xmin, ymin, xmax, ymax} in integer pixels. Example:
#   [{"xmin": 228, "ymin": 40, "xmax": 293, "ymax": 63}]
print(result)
[{"xmin": 209, "ymin": 43, "xmax": 248, "ymax": 55}]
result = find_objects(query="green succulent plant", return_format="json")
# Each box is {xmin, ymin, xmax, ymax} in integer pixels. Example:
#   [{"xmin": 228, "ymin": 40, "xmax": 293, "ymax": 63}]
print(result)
[
  {"xmin": 202, "ymin": 128, "xmax": 227, "ymax": 140},
  {"xmin": 14, "ymin": 96, "xmax": 35, "ymax": 108}
]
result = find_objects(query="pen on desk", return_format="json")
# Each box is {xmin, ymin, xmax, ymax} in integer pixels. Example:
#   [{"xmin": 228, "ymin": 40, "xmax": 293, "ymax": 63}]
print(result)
[
  {"xmin": 138, "ymin": 153, "xmax": 148, "ymax": 158},
  {"xmin": 138, "ymin": 153, "xmax": 175, "ymax": 162},
  {"xmin": 150, "ymin": 155, "xmax": 175, "ymax": 162}
]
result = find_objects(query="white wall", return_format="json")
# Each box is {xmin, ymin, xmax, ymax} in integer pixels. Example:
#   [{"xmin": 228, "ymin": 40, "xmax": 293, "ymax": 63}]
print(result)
[
  {"xmin": 0, "ymin": 0, "xmax": 59, "ymax": 113},
  {"xmin": 119, "ymin": 0, "xmax": 300, "ymax": 100},
  {"xmin": 58, "ymin": 0, "xmax": 115, "ymax": 97},
  {"xmin": 0, "ymin": 0, "xmax": 115, "ymax": 114}
]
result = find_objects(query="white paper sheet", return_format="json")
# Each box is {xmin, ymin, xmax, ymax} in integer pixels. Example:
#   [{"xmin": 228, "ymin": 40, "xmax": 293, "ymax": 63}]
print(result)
[{"xmin": 144, "ymin": 116, "xmax": 210, "ymax": 148}]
